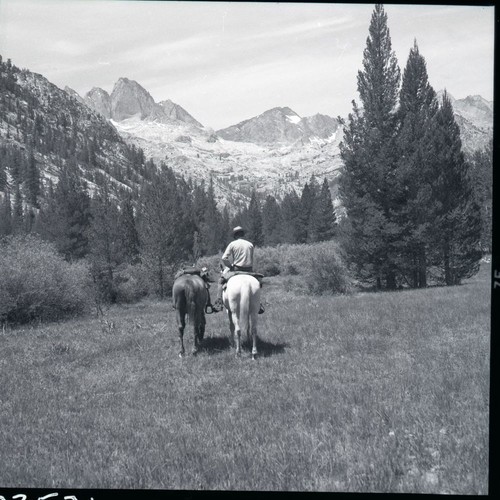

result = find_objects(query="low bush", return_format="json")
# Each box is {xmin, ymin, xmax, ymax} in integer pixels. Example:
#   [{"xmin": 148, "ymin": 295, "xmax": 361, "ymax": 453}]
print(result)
[
  {"xmin": 0, "ymin": 235, "xmax": 93, "ymax": 324},
  {"xmin": 114, "ymin": 264, "xmax": 150, "ymax": 303},
  {"xmin": 302, "ymin": 242, "xmax": 352, "ymax": 295},
  {"xmin": 254, "ymin": 246, "xmax": 281, "ymax": 276},
  {"xmin": 195, "ymin": 240, "xmax": 352, "ymax": 295}
]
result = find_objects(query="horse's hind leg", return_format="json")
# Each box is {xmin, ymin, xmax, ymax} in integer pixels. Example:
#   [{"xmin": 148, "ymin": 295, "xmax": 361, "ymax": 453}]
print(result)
[
  {"xmin": 192, "ymin": 313, "xmax": 205, "ymax": 355},
  {"xmin": 231, "ymin": 311, "xmax": 242, "ymax": 357},
  {"xmin": 176, "ymin": 309, "xmax": 186, "ymax": 357},
  {"xmin": 250, "ymin": 313, "xmax": 258, "ymax": 360},
  {"xmin": 199, "ymin": 313, "xmax": 206, "ymax": 341},
  {"xmin": 226, "ymin": 309, "xmax": 236, "ymax": 349}
]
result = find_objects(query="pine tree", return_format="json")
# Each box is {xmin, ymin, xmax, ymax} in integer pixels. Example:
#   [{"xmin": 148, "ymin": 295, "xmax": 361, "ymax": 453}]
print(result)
[
  {"xmin": 395, "ymin": 40, "xmax": 439, "ymax": 287},
  {"xmin": 429, "ymin": 92, "xmax": 482, "ymax": 285},
  {"xmin": 202, "ymin": 178, "xmax": 225, "ymax": 255},
  {"xmin": 119, "ymin": 193, "xmax": 141, "ymax": 264},
  {"xmin": 88, "ymin": 183, "xmax": 123, "ymax": 303},
  {"xmin": 11, "ymin": 183, "xmax": 24, "ymax": 234},
  {"xmin": 138, "ymin": 166, "xmax": 192, "ymax": 297},
  {"xmin": 468, "ymin": 140, "xmax": 493, "ymax": 254},
  {"xmin": 339, "ymin": 3, "xmax": 401, "ymax": 289},
  {"xmin": 25, "ymin": 149, "xmax": 40, "ymax": 207},
  {"xmin": 0, "ymin": 161, "xmax": 7, "ymax": 192},
  {"xmin": 309, "ymin": 178, "xmax": 337, "ymax": 242},
  {"xmin": 246, "ymin": 189, "xmax": 263, "ymax": 246},
  {"xmin": 0, "ymin": 191, "xmax": 13, "ymax": 236},
  {"xmin": 221, "ymin": 204, "xmax": 232, "ymax": 247},
  {"xmin": 279, "ymin": 189, "xmax": 301, "ymax": 244},
  {"xmin": 298, "ymin": 176, "xmax": 320, "ymax": 243},
  {"xmin": 41, "ymin": 159, "xmax": 91, "ymax": 260},
  {"xmin": 262, "ymin": 195, "xmax": 282, "ymax": 246}
]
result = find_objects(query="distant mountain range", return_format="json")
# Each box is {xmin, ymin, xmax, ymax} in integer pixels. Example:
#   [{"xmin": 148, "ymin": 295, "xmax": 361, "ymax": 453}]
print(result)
[
  {"xmin": 0, "ymin": 57, "xmax": 493, "ymax": 211},
  {"xmin": 75, "ymin": 77, "xmax": 491, "ymax": 205}
]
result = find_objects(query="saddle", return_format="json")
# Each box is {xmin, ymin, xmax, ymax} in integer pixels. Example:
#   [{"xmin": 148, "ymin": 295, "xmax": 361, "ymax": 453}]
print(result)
[
  {"xmin": 174, "ymin": 266, "xmax": 213, "ymax": 282},
  {"xmin": 175, "ymin": 266, "xmax": 220, "ymax": 315},
  {"xmin": 221, "ymin": 270, "xmax": 264, "ymax": 289}
]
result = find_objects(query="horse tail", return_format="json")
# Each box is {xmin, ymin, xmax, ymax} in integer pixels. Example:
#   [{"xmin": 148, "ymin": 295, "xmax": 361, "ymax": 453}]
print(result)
[{"xmin": 184, "ymin": 281, "xmax": 197, "ymax": 325}]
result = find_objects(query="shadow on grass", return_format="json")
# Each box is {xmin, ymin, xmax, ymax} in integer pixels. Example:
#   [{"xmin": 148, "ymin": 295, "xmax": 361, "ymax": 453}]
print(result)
[{"xmin": 201, "ymin": 335, "xmax": 288, "ymax": 357}]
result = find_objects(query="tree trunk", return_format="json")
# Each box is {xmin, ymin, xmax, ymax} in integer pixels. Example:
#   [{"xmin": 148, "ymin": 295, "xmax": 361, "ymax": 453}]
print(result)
[
  {"xmin": 386, "ymin": 272, "xmax": 397, "ymax": 290},
  {"xmin": 158, "ymin": 256, "xmax": 164, "ymax": 299},
  {"xmin": 418, "ymin": 246, "xmax": 427, "ymax": 288},
  {"xmin": 443, "ymin": 243, "xmax": 451, "ymax": 286}
]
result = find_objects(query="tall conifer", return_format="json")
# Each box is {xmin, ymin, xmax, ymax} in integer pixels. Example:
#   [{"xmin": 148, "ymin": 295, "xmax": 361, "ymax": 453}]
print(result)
[
  {"xmin": 309, "ymin": 178, "xmax": 337, "ymax": 242},
  {"xmin": 429, "ymin": 92, "xmax": 482, "ymax": 284},
  {"xmin": 339, "ymin": 3, "xmax": 401, "ymax": 289},
  {"xmin": 246, "ymin": 189, "xmax": 263, "ymax": 246},
  {"xmin": 262, "ymin": 195, "xmax": 281, "ymax": 246},
  {"xmin": 280, "ymin": 189, "xmax": 301, "ymax": 244},
  {"xmin": 395, "ymin": 41, "xmax": 439, "ymax": 287}
]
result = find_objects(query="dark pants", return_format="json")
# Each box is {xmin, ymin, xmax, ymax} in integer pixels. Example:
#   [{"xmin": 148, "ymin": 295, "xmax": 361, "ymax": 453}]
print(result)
[{"xmin": 233, "ymin": 265, "xmax": 253, "ymax": 272}]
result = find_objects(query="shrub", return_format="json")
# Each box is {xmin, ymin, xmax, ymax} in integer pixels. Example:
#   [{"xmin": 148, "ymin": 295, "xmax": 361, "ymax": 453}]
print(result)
[
  {"xmin": 114, "ymin": 263, "xmax": 150, "ymax": 303},
  {"xmin": 0, "ymin": 235, "xmax": 93, "ymax": 324},
  {"xmin": 254, "ymin": 246, "xmax": 281, "ymax": 276},
  {"xmin": 194, "ymin": 241, "xmax": 352, "ymax": 295},
  {"xmin": 303, "ymin": 242, "xmax": 352, "ymax": 295},
  {"xmin": 278, "ymin": 244, "xmax": 313, "ymax": 275}
]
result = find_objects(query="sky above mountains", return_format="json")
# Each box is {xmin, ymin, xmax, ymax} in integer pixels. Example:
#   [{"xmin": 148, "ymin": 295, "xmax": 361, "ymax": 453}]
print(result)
[{"xmin": 0, "ymin": 1, "xmax": 494, "ymax": 130}]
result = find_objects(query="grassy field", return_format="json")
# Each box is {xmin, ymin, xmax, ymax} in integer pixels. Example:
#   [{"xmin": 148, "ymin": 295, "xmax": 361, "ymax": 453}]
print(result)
[{"xmin": 0, "ymin": 262, "xmax": 490, "ymax": 493}]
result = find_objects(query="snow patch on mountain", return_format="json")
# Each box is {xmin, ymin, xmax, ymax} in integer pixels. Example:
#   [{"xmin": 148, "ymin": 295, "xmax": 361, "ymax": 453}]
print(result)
[{"xmin": 286, "ymin": 114, "xmax": 301, "ymax": 124}]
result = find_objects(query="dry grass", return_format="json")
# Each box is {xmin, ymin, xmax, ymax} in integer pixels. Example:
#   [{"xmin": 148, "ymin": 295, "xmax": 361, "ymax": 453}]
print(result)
[{"xmin": 0, "ymin": 263, "xmax": 490, "ymax": 492}]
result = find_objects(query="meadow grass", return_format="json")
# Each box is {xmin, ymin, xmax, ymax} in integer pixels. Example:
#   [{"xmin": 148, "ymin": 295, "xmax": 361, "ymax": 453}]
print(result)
[{"xmin": 0, "ymin": 263, "xmax": 490, "ymax": 492}]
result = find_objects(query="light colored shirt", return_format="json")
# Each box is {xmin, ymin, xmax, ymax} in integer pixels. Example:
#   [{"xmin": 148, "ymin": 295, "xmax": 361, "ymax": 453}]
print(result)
[{"xmin": 222, "ymin": 238, "xmax": 254, "ymax": 269}]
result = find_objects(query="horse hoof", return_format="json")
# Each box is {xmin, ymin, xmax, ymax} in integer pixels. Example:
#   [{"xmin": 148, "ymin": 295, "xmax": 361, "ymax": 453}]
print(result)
[
  {"xmin": 179, "ymin": 352, "xmax": 184, "ymax": 358},
  {"xmin": 252, "ymin": 354, "xmax": 257, "ymax": 360}
]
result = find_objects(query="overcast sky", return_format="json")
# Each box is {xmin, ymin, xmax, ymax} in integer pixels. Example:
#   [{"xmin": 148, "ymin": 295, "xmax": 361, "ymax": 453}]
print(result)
[{"xmin": 0, "ymin": 1, "xmax": 494, "ymax": 130}]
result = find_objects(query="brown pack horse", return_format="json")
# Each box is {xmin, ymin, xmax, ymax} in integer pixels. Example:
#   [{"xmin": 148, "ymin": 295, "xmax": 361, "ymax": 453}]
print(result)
[{"xmin": 172, "ymin": 273, "xmax": 208, "ymax": 357}]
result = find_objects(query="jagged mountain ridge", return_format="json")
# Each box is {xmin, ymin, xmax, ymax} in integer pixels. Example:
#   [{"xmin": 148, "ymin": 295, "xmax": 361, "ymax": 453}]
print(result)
[
  {"xmin": 216, "ymin": 106, "xmax": 339, "ymax": 145},
  {"xmin": 81, "ymin": 77, "xmax": 202, "ymax": 128}
]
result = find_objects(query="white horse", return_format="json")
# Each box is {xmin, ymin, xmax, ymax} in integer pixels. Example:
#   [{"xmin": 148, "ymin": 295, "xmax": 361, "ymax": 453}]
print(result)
[{"xmin": 223, "ymin": 274, "xmax": 261, "ymax": 359}]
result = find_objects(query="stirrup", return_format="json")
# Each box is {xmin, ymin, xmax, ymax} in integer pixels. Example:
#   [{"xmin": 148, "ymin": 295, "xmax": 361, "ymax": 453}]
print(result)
[
  {"xmin": 205, "ymin": 304, "xmax": 214, "ymax": 314},
  {"xmin": 211, "ymin": 299, "xmax": 224, "ymax": 313},
  {"xmin": 258, "ymin": 304, "xmax": 265, "ymax": 314}
]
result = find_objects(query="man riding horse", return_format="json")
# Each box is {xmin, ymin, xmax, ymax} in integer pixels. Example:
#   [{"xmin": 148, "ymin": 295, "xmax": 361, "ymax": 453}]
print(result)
[{"xmin": 213, "ymin": 226, "xmax": 264, "ymax": 314}]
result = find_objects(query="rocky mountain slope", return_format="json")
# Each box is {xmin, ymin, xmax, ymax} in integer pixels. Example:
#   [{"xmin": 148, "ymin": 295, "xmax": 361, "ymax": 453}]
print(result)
[
  {"xmin": 0, "ymin": 61, "xmax": 147, "ymax": 202},
  {"xmin": 436, "ymin": 91, "xmax": 493, "ymax": 154},
  {"xmin": 78, "ymin": 78, "xmax": 344, "ymax": 206}
]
